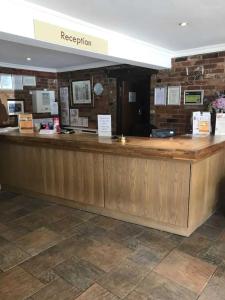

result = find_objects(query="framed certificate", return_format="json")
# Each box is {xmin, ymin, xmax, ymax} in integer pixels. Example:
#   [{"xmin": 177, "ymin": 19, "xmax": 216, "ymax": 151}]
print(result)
[
  {"xmin": 154, "ymin": 87, "xmax": 167, "ymax": 105},
  {"xmin": 167, "ymin": 86, "xmax": 181, "ymax": 105}
]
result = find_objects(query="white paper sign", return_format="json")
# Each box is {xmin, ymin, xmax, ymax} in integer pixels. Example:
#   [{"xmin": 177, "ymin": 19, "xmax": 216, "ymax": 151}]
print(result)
[
  {"xmin": 129, "ymin": 92, "xmax": 136, "ymax": 103},
  {"xmin": 215, "ymin": 113, "xmax": 225, "ymax": 135},
  {"xmin": 60, "ymin": 87, "xmax": 69, "ymax": 109},
  {"xmin": 98, "ymin": 115, "xmax": 112, "ymax": 137},
  {"xmin": 61, "ymin": 109, "xmax": 70, "ymax": 126},
  {"xmin": 70, "ymin": 109, "xmax": 79, "ymax": 126},
  {"xmin": 0, "ymin": 74, "xmax": 13, "ymax": 90},
  {"xmin": 12, "ymin": 75, "xmax": 23, "ymax": 90},
  {"xmin": 50, "ymin": 102, "xmax": 59, "ymax": 115},
  {"xmin": 193, "ymin": 111, "xmax": 211, "ymax": 135},
  {"xmin": 154, "ymin": 87, "xmax": 167, "ymax": 105},
  {"xmin": 23, "ymin": 76, "xmax": 36, "ymax": 86}
]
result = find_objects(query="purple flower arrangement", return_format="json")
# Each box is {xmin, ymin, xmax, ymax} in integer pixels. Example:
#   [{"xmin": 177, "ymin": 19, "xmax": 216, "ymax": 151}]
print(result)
[{"xmin": 207, "ymin": 93, "xmax": 225, "ymax": 113}]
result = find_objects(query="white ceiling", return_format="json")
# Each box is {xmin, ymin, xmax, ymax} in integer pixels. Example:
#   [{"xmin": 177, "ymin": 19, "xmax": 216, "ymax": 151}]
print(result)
[
  {"xmin": 0, "ymin": 39, "xmax": 111, "ymax": 71},
  {"xmin": 27, "ymin": 0, "xmax": 225, "ymax": 51}
]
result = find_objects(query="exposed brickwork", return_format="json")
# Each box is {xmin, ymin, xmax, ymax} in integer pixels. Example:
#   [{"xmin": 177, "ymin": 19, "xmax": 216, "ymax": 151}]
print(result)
[
  {"xmin": 151, "ymin": 51, "xmax": 225, "ymax": 134},
  {"xmin": 0, "ymin": 67, "xmax": 58, "ymax": 125},
  {"xmin": 58, "ymin": 68, "xmax": 117, "ymax": 133}
]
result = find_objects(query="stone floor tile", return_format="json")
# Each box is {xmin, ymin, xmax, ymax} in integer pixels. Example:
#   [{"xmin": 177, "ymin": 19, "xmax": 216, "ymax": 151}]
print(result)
[
  {"xmin": 0, "ymin": 224, "xmax": 31, "ymax": 241},
  {"xmin": 75, "ymin": 221, "xmax": 108, "ymax": 241},
  {"xmin": 137, "ymin": 230, "xmax": 177, "ymax": 257},
  {"xmin": 76, "ymin": 283, "xmax": 119, "ymax": 300},
  {"xmin": 155, "ymin": 249, "xmax": 216, "ymax": 295},
  {"xmin": 130, "ymin": 271, "xmax": 197, "ymax": 300},
  {"xmin": 109, "ymin": 222, "xmax": 145, "ymax": 241},
  {"xmin": 77, "ymin": 238, "xmax": 132, "ymax": 272},
  {"xmin": 54, "ymin": 256, "xmax": 105, "ymax": 291},
  {"xmin": 127, "ymin": 245, "xmax": 162, "ymax": 269},
  {"xmin": 0, "ymin": 191, "xmax": 18, "ymax": 200},
  {"xmin": 89, "ymin": 215, "xmax": 124, "ymax": 230},
  {"xmin": 198, "ymin": 264, "xmax": 225, "ymax": 300},
  {"xmin": 15, "ymin": 227, "xmax": 62, "ymax": 255},
  {"xmin": 27, "ymin": 277, "xmax": 80, "ymax": 300},
  {"xmin": 0, "ymin": 243, "xmax": 30, "ymax": 271},
  {"xmin": 98, "ymin": 259, "xmax": 150, "ymax": 299},
  {"xmin": 69, "ymin": 208, "xmax": 96, "ymax": 221},
  {"xmin": 205, "ymin": 213, "xmax": 225, "ymax": 229},
  {"xmin": 0, "ymin": 222, "xmax": 9, "ymax": 232},
  {"xmin": 200, "ymin": 240, "xmax": 225, "ymax": 265},
  {"xmin": 178, "ymin": 233, "xmax": 212, "ymax": 257},
  {"xmin": 47, "ymin": 214, "xmax": 84, "ymax": 237},
  {"xmin": 195, "ymin": 224, "xmax": 224, "ymax": 241},
  {"xmin": 0, "ymin": 266, "xmax": 43, "ymax": 300}
]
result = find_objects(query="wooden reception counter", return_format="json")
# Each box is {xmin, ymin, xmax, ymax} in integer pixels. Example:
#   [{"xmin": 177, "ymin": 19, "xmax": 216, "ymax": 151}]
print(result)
[{"xmin": 0, "ymin": 131, "xmax": 225, "ymax": 236}]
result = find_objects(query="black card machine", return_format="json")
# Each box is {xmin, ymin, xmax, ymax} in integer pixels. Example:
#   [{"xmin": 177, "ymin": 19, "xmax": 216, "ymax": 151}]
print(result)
[{"xmin": 151, "ymin": 129, "xmax": 176, "ymax": 138}]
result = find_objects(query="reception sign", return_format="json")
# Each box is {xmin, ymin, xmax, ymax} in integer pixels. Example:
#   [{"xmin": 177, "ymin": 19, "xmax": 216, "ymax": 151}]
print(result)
[{"xmin": 34, "ymin": 20, "xmax": 108, "ymax": 55}]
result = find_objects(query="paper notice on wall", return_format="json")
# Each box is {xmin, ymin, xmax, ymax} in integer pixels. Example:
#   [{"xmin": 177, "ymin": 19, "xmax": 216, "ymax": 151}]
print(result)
[
  {"xmin": 23, "ymin": 76, "xmax": 36, "ymax": 86},
  {"xmin": 193, "ymin": 111, "xmax": 211, "ymax": 135},
  {"xmin": 61, "ymin": 109, "xmax": 70, "ymax": 126},
  {"xmin": 0, "ymin": 74, "xmax": 13, "ymax": 90},
  {"xmin": 12, "ymin": 75, "xmax": 23, "ymax": 90},
  {"xmin": 79, "ymin": 117, "xmax": 88, "ymax": 127},
  {"xmin": 60, "ymin": 87, "xmax": 69, "ymax": 109},
  {"xmin": 154, "ymin": 87, "xmax": 167, "ymax": 105},
  {"xmin": 98, "ymin": 114, "xmax": 112, "ymax": 137},
  {"xmin": 50, "ymin": 102, "xmax": 59, "ymax": 115},
  {"xmin": 70, "ymin": 108, "xmax": 79, "ymax": 126},
  {"xmin": 215, "ymin": 113, "xmax": 225, "ymax": 135}
]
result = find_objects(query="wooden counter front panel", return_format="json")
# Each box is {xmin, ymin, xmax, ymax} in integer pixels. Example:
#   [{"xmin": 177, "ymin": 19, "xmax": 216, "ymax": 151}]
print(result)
[
  {"xmin": 188, "ymin": 150, "xmax": 225, "ymax": 230},
  {"xmin": 0, "ymin": 143, "xmax": 104, "ymax": 208},
  {"xmin": 104, "ymin": 155, "xmax": 190, "ymax": 227}
]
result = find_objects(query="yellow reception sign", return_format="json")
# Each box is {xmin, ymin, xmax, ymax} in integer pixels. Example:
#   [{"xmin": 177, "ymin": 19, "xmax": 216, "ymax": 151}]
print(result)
[{"xmin": 34, "ymin": 20, "xmax": 108, "ymax": 55}]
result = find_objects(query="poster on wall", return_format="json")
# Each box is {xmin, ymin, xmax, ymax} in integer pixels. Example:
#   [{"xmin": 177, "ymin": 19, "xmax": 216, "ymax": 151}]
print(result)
[
  {"xmin": 167, "ymin": 86, "xmax": 181, "ymax": 105},
  {"xmin": 70, "ymin": 108, "xmax": 79, "ymax": 126},
  {"xmin": 12, "ymin": 75, "xmax": 23, "ymax": 90},
  {"xmin": 128, "ymin": 92, "xmax": 136, "ymax": 103},
  {"xmin": 154, "ymin": 87, "xmax": 167, "ymax": 105},
  {"xmin": 0, "ymin": 74, "xmax": 13, "ymax": 90},
  {"xmin": 23, "ymin": 76, "xmax": 36, "ymax": 86},
  {"xmin": 59, "ymin": 87, "xmax": 70, "ymax": 125}
]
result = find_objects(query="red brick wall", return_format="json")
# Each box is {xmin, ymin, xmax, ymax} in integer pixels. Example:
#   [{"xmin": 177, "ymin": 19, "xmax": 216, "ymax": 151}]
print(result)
[
  {"xmin": 0, "ymin": 67, "xmax": 58, "ymax": 125},
  {"xmin": 58, "ymin": 68, "xmax": 117, "ymax": 133},
  {"xmin": 150, "ymin": 51, "xmax": 225, "ymax": 134}
]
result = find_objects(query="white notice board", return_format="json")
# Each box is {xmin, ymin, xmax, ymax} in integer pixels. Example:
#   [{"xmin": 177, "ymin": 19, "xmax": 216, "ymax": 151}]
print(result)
[
  {"xmin": 215, "ymin": 113, "xmax": 225, "ymax": 135},
  {"xmin": 98, "ymin": 115, "xmax": 112, "ymax": 137}
]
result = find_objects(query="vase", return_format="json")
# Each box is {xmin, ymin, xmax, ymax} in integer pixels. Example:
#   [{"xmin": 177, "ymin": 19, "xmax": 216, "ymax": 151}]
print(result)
[{"xmin": 211, "ymin": 111, "xmax": 216, "ymax": 135}]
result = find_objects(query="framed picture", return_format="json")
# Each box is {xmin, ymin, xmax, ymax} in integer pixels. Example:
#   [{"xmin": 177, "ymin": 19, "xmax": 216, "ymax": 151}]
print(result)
[
  {"xmin": 184, "ymin": 90, "xmax": 204, "ymax": 105},
  {"xmin": 7, "ymin": 100, "xmax": 24, "ymax": 115},
  {"xmin": 154, "ymin": 87, "xmax": 167, "ymax": 105},
  {"xmin": 71, "ymin": 80, "xmax": 92, "ymax": 105},
  {"xmin": 167, "ymin": 86, "xmax": 181, "ymax": 105}
]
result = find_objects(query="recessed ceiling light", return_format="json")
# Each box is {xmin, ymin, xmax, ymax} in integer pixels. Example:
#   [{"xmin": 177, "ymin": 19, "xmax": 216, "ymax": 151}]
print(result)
[
  {"xmin": 179, "ymin": 22, "xmax": 188, "ymax": 27},
  {"xmin": 26, "ymin": 57, "xmax": 31, "ymax": 61}
]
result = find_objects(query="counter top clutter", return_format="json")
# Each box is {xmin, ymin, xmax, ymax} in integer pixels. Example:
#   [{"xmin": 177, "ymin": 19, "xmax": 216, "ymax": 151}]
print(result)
[{"xmin": 0, "ymin": 131, "xmax": 225, "ymax": 161}]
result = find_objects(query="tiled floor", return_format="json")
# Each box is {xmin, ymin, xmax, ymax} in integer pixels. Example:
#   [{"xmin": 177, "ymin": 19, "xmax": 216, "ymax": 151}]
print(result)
[{"xmin": 0, "ymin": 191, "xmax": 225, "ymax": 300}]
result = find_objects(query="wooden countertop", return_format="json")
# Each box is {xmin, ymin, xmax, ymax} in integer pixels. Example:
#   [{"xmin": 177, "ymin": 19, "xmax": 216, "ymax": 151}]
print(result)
[{"xmin": 1, "ymin": 131, "xmax": 225, "ymax": 161}]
